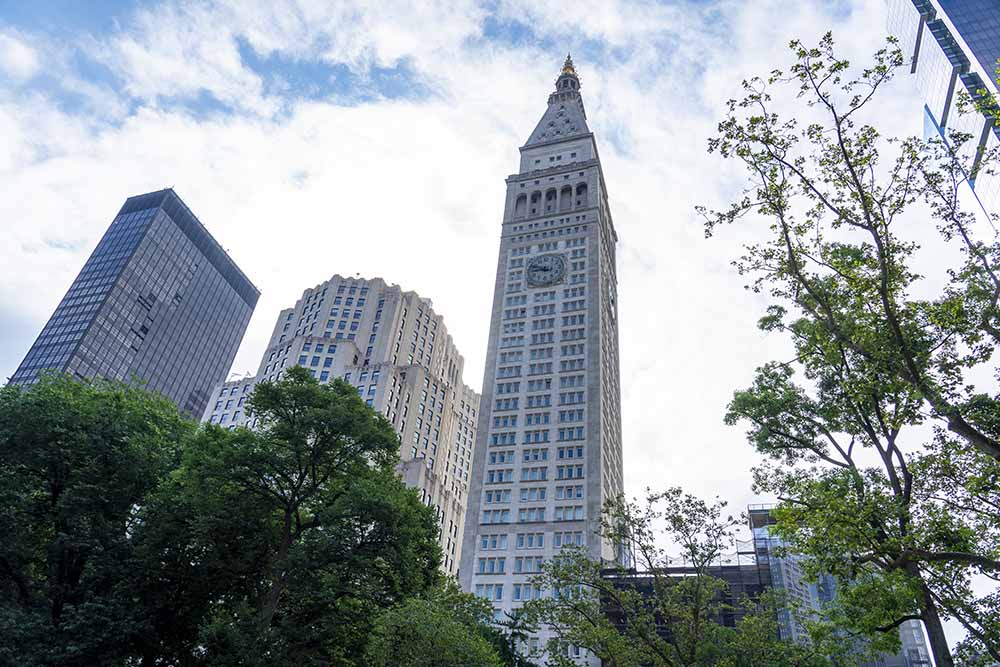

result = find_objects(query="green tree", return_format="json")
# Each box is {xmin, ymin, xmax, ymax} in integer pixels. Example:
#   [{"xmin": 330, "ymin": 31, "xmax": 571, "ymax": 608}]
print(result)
[
  {"xmin": 700, "ymin": 34, "xmax": 1000, "ymax": 665},
  {"xmin": 0, "ymin": 373, "xmax": 192, "ymax": 666},
  {"xmin": 365, "ymin": 580, "xmax": 506, "ymax": 667},
  {"xmin": 131, "ymin": 366, "xmax": 443, "ymax": 665},
  {"xmin": 495, "ymin": 608, "xmax": 539, "ymax": 667},
  {"xmin": 525, "ymin": 489, "xmax": 834, "ymax": 667}
]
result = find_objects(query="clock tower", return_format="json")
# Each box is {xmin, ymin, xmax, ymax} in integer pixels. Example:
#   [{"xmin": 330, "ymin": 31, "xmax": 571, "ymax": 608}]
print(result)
[{"xmin": 459, "ymin": 55, "xmax": 623, "ymax": 665}]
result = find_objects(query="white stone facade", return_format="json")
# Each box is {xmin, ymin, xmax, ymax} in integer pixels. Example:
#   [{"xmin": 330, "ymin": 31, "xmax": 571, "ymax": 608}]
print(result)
[
  {"xmin": 458, "ymin": 57, "xmax": 624, "ymax": 665},
  {"xmin": 202, "ymin": 275, "xmax": 480, "ymax": 576}
]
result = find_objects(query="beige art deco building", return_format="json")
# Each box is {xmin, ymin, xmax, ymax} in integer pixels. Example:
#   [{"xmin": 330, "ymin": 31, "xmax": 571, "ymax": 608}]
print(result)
[{"xmin": 202, "ymin": 275, "xmax": 480, "ymax": 575}]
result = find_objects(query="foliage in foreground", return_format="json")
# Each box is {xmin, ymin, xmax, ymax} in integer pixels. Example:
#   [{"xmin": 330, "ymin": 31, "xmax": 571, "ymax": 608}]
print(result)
[
  {"xmin": 525, "ymin": 489, "xmax": 840, "ymax": 667},
  {"xmin": 700, "ymin": 33, "xmax": 1000, "ymax": 666},
  {"xmin": 365, "ymin": 580, "xmax": 512, "ymax": 667},
  {"xmin": 0, "ymin": 374, "xmax": 191, "ymax": 666},
  {"xmin": 134, "ymin": 367, "xmax": 443, "ymax": 665},
  {"xmin": 0, "ymin": 368, "xmax": 447, "ymax": 666}
]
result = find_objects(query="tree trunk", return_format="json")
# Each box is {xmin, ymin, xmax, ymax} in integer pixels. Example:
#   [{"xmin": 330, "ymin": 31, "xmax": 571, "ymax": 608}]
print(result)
[
  {"xmin": 919, "ymin": 584, "xmax": 954, "ymax": 667},
  {"xmin": 260, "ymin": 510, "xmax": 294, "ymax": 627}
]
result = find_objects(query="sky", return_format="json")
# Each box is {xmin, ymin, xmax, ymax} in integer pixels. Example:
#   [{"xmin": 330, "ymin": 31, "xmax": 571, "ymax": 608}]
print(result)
[
  {"xmin": 0, "ymin": 0, "xmax": 928, "ymax": 518},
  {"xmin": 0, "ymin": 0, "xmax": 952, "ymax": 627}
]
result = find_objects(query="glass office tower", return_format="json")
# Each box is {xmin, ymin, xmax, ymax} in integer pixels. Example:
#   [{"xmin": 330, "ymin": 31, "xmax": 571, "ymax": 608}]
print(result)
[
  {"xmin": 886, "ymin": 0, "xmax": 1000, "ymax": 216},
  {"xmin": 9, "ymin": 189, "xmax": 259, "ymax": 417}
]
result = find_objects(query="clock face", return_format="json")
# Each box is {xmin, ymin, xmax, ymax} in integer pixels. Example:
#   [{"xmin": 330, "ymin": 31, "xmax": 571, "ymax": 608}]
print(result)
[{"xmin": 526, "ymin": 253, "xmax": 567, "ymax": 287}]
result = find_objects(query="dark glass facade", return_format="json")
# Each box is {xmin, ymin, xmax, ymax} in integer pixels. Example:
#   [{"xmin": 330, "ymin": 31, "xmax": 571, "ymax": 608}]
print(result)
[
  {"xmin": 938, "ymin": 0, "xmax": 1000, "ymax": 81},
  {"xmin": 9, "ymin": 189, "xmax": 259, "ymax": 417},
  {"xmin": 887, "ymin": 0, "xmax": 1000, "ymax": 216}
]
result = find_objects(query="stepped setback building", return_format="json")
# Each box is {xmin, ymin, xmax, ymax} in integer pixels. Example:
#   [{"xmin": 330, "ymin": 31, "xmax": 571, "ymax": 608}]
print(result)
[
  {"xmin": 202, "ymin": 276, "xmax": 479, "ymax": 575},
  {"xmin": 458, "ymin": 56, "xmax": 624, "ymax": 664},
  {"xmin": 9, "ymin": 189, "xmax": 258, "ymax": 418}
]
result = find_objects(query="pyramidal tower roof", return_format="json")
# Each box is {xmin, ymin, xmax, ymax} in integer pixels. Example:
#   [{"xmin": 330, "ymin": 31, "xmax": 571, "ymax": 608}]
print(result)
[{"xmin": 523, "ymin": 53, "xmax": 591, "ymax": 148}]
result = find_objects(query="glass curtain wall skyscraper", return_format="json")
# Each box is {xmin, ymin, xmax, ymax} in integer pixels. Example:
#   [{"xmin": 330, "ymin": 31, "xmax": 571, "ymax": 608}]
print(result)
[
  {"xmin": 749, "ymin": 508, "xmax": 932, "ymax": 667},
  {"xmin": 886, "ymin": 0, "xmax": 1000, "ymax": 216},
  {"xmin": 9, "ymin": 189, "xmax": 259, "ymax": 418},
  {"xmin": 459, "ymin": 56, "xmax": 624, "ymax": 665}
]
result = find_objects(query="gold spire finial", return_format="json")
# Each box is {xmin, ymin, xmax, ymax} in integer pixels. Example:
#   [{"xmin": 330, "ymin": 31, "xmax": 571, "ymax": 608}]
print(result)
[{"xmin": 561, "ymin": 53, "xmax": 576, "ymax": 76}]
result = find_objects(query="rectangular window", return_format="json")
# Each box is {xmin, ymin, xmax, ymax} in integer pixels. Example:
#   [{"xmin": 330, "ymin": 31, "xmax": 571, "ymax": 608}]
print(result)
[
  {"xmin": 474, "ymin": 584, "xmax": 503, "ymax": 601},
  {"xmin": 554, "ymin": 531, "xmax": 585, "ymax": 548},
  {"xmin": 477, "ymin": 557, "xmax": 506, "ymax": 574},
  {"xmin": 479, "ymin": 534, "xmax": 509, "ymax": 550},
  {"xmin": 556, "ymin": 465, "xmax": 584, "ymax": 480},
  {"xmin": 556, "ymin": 485, "xmax": 584, "ymax": 500},
  {"xmin": 557, "ymin": 445, "xmax": 585, "ymax": 458},
  {"xmin": 513, "ymin": 556, "xmax": 545, "ymax": 574},
  {"xmin": 526, "ymin": 395, "xmax": 552, "ymax": 408},
  {"xmin": 554, "ymin": 505, "xmax": 585, "ymax": 521},
  {"xmin": 520, "ymin": 466, "xmax": 548, "ymax": 481},
  {"xmin": 527, "ymin": 378, "xmax": 552, "ymax": 392},
  {"xmin": 488, "ymin": 450, "xmax": 515, "ymax": 464},
  {"xmin": 513, "ymin": 583, "xmax": 542, "ymax": 601},
  {"xmin": 519, "ymin": 487, "xmax": 547, "ymax": 502},
  {"xmin": 486, "ymin": 469, "xmax": 514, "ymax": 484},
  {"xmin": 484, "ymin": 489, "xmax": 512, "ymax": 504},
  {"xmin": 515, "ymin": 533, "xmax": 544, "ymax": 549},
  {"xmin": 482, "ymin": 509, "xmax": 511, "ymax": 524},
  {"xmin": 558, "ymin": 409, "xmax": 584, "ymax": 423},
  {"xmin": 522, "ymin": 448, "xmax": 549, "ymax": 461},
  {"xmin": 518, "ymin": 507, "xmax": 545, "ymax": 522}
]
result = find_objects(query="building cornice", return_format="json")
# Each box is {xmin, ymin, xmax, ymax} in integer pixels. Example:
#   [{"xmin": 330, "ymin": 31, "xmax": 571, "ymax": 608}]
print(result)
[{"xmin": 518, "ymin": 131, "xmax": 595, "ymax": 153}]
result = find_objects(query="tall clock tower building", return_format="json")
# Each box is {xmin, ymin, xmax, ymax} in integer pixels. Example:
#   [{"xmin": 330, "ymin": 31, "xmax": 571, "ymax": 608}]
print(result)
[{"xmin": 459, "ymin": 56, "xmax": 623, "ymax": 663}]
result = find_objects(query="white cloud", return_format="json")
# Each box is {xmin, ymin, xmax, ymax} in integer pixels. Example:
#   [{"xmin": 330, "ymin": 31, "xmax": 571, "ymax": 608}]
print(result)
[{"xmin": 0, "ymin": 30, "xmax": 41, "ymax": 82}]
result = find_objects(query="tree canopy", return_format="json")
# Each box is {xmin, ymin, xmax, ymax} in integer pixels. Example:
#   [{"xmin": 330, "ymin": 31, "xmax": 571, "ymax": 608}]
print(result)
[
  {"xmin": 701, "ymin": 33, "xmax": 1000, "ymax": 665},
  {"xmin": 0, "ymin": 373, "xmax": 192, "ymax": 666},
  {"xmin": 365, "ymin": 580, "xmax": 508, "ymax": 667},
  {"xmin": 0, "ymin": 368, "xmax": 448, "ymax": 666},
  {"xmin": 525, "ymin": 489, "xmax": 837, "ymax": 667}
]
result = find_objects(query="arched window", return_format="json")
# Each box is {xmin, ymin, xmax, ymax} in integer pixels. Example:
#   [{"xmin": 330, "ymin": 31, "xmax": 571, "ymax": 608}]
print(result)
[
  {"xmin": 575, "ymin": 183, "xmax": 588, "ymax": 207},
  {"xmin": 514, "ymin": 194, "xmax": 527, "ymax": 218},
  {"xmin": 560, "ymin": 185, "xmax": 573, "ymax": 212},
  {"xmin": 545, "ymin": 189, "xmax": 558, "ymax": 212}
]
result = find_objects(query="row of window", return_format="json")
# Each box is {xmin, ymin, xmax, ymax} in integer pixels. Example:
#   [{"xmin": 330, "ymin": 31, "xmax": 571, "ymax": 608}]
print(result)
[
  {"xmin": 492, "ymin": 392, "xmax": 585, "ymax": 411},
  {"xmin": 484, "ymin": 463, "xmax": 585, "ymax": 483},
  {"xmin": 496, "ymin": 359, "xmax": 586, "ymax": 377},
  {"xmin": 498, "ymin": 345, "xmax": 585, "ymax": 366},
  {"xmin": 484, "ymin": 484, "xmax": 584, "ymax": 505},
  {"xmin": 482, "ymin": 505, "xmax": 585, "ymax": 524},
  {"xmin": 476, "ymin": 555, "xmax": 546, "ymax": 575},
  {"xmin": 498, "ymin": 326, "xmax": 588, "ymax": 347},
  {"xmin": 478, "ymin": 531, "xmax": 586, "ymax": 552},
  {"xmin": 497, "ymin": 376, "xmax": 586, "ymax": 393},
  {"xmin": 487, "ymin": 446, "xmax": 585, "ymax": 464}
]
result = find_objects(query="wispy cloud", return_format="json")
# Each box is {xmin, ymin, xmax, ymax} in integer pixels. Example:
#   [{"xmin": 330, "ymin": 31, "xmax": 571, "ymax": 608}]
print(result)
[{"xmin": 0, "ymin": 29, "xmax": 41, "ymax": 82}]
